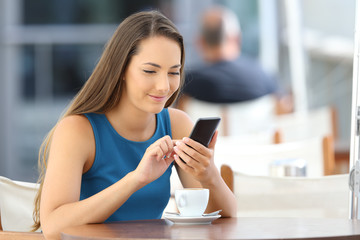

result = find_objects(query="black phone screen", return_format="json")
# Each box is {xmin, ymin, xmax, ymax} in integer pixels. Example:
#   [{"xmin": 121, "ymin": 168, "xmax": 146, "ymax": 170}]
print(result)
[{"xmin": 189, "ymin": 117, "xmax": 221, "ymax": 147}]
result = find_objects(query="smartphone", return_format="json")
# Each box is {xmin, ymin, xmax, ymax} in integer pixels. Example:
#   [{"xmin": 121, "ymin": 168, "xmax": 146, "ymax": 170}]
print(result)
[{"xmin": 189, "ymin": 117, "xmax": 221, "ymax": 147}]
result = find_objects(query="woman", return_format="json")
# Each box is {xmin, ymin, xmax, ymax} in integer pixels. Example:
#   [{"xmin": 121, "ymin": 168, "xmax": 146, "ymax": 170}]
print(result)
[{"xmin": 32, "ymin": 10, "xmax": 237, "ymax": 239}]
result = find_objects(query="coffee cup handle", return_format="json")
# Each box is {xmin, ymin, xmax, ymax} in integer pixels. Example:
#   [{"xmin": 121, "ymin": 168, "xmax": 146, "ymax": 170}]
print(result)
[{"xmin": 177, "ymin": 193, "xmax": 187, "ymax": 208}]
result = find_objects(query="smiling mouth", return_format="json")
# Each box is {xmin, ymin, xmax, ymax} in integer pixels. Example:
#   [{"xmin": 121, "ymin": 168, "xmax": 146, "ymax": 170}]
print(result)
[{"xmin": 149, "ymin": 95, "xmax": 167, "ymax": 102}]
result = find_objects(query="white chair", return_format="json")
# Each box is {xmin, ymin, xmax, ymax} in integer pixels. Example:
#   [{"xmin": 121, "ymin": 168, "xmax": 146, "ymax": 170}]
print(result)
[
  {"xmin": 177, "ymin": 95, "xmax": 276, "ymax": 136},
  {"xmin": 221, "ymin": 165, "xmax": 349, "ymax": 218},
  {"xmin": 272, "ymin": 106, "xmax": 337, "ymax": 142},
  {"xmin": 216, "ymin": 129, "xmax": 280, "ymax": 146},
  {"xmin": 0, "ymin": 176, "xmax": 40, "ymax": 232},
  {"xmin": 225, "ymin": 95, "xmax": 276, "ymax": 136},
  {"xmin": 214, "ymin": 135, "xmax": 335, "ymax": 177}
]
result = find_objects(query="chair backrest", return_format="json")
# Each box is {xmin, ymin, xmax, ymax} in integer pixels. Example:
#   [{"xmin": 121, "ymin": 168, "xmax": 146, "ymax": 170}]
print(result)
[
  {"xmin": 216, "ymin": 128, "xmax": 280, "ymax": 146},
  {"xmin": 178, "ymin": 95, "xmax": 276, "ymax": 136},
  {"xmin": 272, "ymin": 106, "xmax": 337, "ymax": 142},
  {"xmin": 215, "ymin": 135, "xmax": 335, "ymax": 177},
  {"xmin": 224, "ymin": 95, "xmax": 276, "ymax": 136},
  {"xmin": 0, "ymin": 176, "xmax": 40, "ymax": 232},
  {"xmin": 221, "ymin": 165, "xmax": 349, "ymax": 218}
]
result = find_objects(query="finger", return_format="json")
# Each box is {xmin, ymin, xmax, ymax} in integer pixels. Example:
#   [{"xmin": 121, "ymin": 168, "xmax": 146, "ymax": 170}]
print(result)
[
  {"xmin": 164, "ymin": 155, "xmax": 175, "ymax": 166},
  {"xmin": 155, "ymin": 147, "xmax": 165, "ymax": 161},
  {"xmin": 182, "ymin": 137, "xmax": 211, "ymax": 159},
  {"xmin": 154, "ymin": 136, "xmax": 171, "ymax": 159},
  {"xmin": 174, "ymin": 153, "xmax": 194, "ymax": 172},
  {"xmin": 159, "ymin": 140, "xmax": 169, "ymax": 157},
  {"xmin": 172, "ymin": 139, "xmax": 181, "ymax": 147},
  {"xmin": 163, "ymin": 136, "xmax": 174, "ymax": 157},
  {"xmin": 173, "ymin": 145, "xmax": 192, "ymax": 164},
  {"xmin": 175, "ymin": 141, "xmax": 203, "ymax": 163},
  {"xmin": 173, "ymin": 145, "xmax": 202, "ymax": 169}
]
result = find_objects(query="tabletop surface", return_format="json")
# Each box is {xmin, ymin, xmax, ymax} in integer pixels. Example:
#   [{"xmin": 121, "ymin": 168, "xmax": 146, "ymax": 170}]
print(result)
[{"xmin": 61, "ymin": 217, "xmax": 360, "ymax": 240}]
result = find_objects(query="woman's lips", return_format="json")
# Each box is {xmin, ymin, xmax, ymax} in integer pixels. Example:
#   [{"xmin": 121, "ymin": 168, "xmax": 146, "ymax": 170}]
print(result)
[{"xmin": 149, "ymin": 95, "xmax": 167, "ymax": 102}]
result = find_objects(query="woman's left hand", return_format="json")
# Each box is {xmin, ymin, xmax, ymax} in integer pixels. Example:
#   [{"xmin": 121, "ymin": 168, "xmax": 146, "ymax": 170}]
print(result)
[{"xmin": 173, "ymin": 131, "xmax": 218, "ymax": 184}]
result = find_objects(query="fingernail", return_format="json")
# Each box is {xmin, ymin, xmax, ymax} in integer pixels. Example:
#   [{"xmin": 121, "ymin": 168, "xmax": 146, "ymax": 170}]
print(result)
[
  {"xmin": 176, "ymin": 141, "xmax": 181, "ymax": 146},
  {"xmin": 183, "ymin": 137, "xmax": 189, "ymax": 143}
]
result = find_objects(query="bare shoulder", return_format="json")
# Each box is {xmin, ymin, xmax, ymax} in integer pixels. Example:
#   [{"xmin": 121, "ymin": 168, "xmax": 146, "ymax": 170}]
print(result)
[
  {"xmin": 45, "ymin": 115, "xmax": 93, "ymax": 165},
  {"xmin": 168, "ymin": 108, "xmax": 194, "ymax": 140},
  {"xmin": 55, "ymin": 114, "xmax": 93, "ymax": 139},
  {"xmin": 52, "ymin": 114, "xmax": 95, "ymax": 166}
]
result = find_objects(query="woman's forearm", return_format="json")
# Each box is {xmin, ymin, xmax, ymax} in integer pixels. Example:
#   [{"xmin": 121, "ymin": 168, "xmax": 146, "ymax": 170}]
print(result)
[
  {"xmin": 201, "ymin": 171, "xmax": 237, "ymax": 217},
  {"xmin": 41, "ymin": 171, "xmax": 143, "ymax": 239}
]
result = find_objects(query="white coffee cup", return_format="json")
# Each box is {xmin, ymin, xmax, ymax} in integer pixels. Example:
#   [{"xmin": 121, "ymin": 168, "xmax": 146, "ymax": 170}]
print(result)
[{"xmin": 175, "ymin": 188, "xmax": 209, "ymax": 217}]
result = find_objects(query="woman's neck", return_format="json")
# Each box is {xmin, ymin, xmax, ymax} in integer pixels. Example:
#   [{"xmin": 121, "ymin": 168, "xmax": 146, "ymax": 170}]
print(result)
[{"xmin": 105, "ymin": 103, "xmax": 157, "ymax": 142}]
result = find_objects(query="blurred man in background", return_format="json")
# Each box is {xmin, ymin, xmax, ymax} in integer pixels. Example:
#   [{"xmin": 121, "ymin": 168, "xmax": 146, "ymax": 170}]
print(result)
[{"xmin": 178, "ymin": 5, "xmax": 280, "ymax": 107}]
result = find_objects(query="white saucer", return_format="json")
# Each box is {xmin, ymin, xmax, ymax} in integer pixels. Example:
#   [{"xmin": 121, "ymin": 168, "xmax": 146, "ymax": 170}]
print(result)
[{"xmin": 164, "ymin": 214, "xmax": 221, "ymax": 225}]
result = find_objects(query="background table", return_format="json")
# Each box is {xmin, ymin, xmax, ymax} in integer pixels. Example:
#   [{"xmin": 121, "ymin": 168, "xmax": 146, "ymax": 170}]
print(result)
[{"xmin": 61, "ymin": 217, "xmax": 360, "ymax": 240}]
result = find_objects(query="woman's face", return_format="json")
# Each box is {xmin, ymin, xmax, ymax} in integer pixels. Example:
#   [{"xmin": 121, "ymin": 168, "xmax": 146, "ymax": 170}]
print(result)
[{"xmin": 122, "ymin": 36, "xmax": 181, "ymax": 114}]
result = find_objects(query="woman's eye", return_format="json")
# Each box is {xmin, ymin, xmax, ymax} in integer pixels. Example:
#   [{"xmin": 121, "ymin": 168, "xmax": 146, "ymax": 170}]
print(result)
[
  {"xmin": 169, "ymin": 72, "xmax": 180, "ymax": 76},
  {"xmin": 143, "ymin": 70, "xmax": 156, "ymax": 74}
]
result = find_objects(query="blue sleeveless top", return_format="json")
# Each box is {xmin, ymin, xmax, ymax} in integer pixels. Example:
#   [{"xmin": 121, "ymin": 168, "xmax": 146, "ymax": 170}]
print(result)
[{"xmin": 81, "ymin": 108, "xmax": 173, "ymax": 222}]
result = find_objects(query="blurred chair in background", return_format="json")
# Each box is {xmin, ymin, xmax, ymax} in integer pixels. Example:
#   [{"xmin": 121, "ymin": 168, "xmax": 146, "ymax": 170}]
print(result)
[
  {"xmin": 215, "ymin": 135, "xmax": 335, "ymax": 177},
  {"xmin": 216, "ymin": 128, "xmax": 282, "ymax": 146},
  {"xmin": 272, "ymin": 106, "xmax": 337, "ymax": 142},
  {"xmin": 272, "ymin": 106, "xmax": 346, "ymax": 173},
  {"xmin": 221, "ymin": 165, "xmax": 349, "ymax": 218},
  {"xmin": 0, "ymin": 176, "xmax": 40, "ymax": 232},
  {"xmin": 179, "ymin": 95, "xmax": 278, "ymax": 136}
]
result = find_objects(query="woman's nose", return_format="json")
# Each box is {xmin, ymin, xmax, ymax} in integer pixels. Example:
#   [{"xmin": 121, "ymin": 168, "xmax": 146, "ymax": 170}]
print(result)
[{"xmin": 156, "ymin": 73, "xmax": 170, "ymax": 92}]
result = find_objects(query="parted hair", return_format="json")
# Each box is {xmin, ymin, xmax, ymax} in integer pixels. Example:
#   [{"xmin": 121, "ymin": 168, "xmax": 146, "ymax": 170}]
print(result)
[{"xmin": 32, "ymin": 10, "xmax": 185, "ymax": 231}]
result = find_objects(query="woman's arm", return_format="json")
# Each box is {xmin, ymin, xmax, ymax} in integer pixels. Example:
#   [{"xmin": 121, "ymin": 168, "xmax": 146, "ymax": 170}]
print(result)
[
  {"xmin": 169, "ymin": 108, "xmax": 237, "ymax": 217},
  {"xmin": 40, "ymin": 115, "xmax": 174, "ymax": 239},
  {"xmin": 40, "ymin": 115, "xmax": 143, "ymax": 239}
]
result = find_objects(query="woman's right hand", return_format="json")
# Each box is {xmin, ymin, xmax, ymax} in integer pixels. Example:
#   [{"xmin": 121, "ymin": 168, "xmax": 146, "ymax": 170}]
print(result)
[{"xmin": 133, "ymin": 135, "xmax": 175, "ymax": 186}]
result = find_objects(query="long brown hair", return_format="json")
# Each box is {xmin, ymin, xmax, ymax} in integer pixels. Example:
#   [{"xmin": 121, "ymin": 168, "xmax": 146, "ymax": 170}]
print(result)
[{"xmin": 32, "ymin": 10, "xmax": 185, "ymax": 231}]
